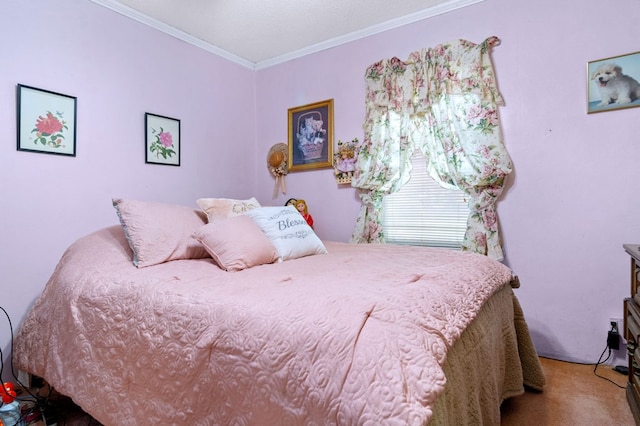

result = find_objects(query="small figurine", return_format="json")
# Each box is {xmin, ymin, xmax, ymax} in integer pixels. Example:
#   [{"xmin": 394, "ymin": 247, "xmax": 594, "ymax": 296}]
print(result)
[
  {"xmin": 295, "ymin": 199, "xmax": 314, "ymax": 228},
  {"xmin": 333, "ymin": 138, "xmax": 359, "ymax": 184},
  {"xmin": 336, "ymin": 147, "xmax": 356, "ymax": 173}
]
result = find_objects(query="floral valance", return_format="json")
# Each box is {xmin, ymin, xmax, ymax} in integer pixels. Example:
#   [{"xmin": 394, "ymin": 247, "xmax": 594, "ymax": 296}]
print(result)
[{"xmin": 352, "ymin": 37, "xmax": 512, "ymax": 261}]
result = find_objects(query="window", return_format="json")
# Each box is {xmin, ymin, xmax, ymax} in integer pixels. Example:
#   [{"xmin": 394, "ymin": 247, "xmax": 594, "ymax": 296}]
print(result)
[{"xmin": 382, "ymin": 151, "xmax": 468, "ymax": 249}]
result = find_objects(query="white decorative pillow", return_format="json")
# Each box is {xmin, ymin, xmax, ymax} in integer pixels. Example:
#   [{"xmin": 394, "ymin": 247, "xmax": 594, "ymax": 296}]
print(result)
[
  {"xmin": 196, "ymin": 197, "xmax": 261, "ymax": 223},
  {"xmin": 244, "ymin": 206, "xmax": 327, "ymax": 262},
  {"xmin": 113, "ymin": 198, "xmax": 209, "ymax": 268},
  {"xmin": 193, "ymin": 216, "xmax": 278, "ymax": 272}
]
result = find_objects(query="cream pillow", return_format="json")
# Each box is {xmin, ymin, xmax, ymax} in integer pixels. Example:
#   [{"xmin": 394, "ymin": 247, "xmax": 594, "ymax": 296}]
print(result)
[
  {"xmin": 244, "ymin": 206, "xmax": 327, "ymax": 262},
  {"xmin": 196, "ymin": 197, "xmax": 261, "ymax": 223},
  {"xmin": 113, "ymin": 198, "xmax": 209, "ymax": 268},
  {"xmin": 193, "ymin": 216, "xmax": 278, "ymax": 271}
]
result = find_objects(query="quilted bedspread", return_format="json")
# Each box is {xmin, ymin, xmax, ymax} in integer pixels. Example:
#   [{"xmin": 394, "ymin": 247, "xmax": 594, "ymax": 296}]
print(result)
[{"xmin": 15, "ymin": 225, "xmax": 520, "ymax": 425}]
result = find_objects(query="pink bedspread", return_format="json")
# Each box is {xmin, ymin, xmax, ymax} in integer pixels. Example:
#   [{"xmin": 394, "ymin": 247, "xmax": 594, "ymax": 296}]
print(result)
[{"xmin": 15, "ymin": 226, "xmax": 514, "ymax": 425}]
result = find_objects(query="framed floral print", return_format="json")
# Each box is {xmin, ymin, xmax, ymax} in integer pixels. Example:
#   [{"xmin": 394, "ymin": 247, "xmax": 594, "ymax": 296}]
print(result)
[
  {"xmin": 17, "ymin": 84, "xmax": 77, "ymax": 156},
  {"xmin": 145, "ymin": 113, "xmax": 180, "ymax": 166},
  {"xmin": 287, "ymin": 99, "xmax": 333, "ymax": 171}
]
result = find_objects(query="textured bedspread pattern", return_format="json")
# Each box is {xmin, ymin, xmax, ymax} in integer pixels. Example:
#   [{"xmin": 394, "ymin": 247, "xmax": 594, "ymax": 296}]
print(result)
[{"xmin": 15, "ymin": 226, "xmax": 515, "ymax": 425}]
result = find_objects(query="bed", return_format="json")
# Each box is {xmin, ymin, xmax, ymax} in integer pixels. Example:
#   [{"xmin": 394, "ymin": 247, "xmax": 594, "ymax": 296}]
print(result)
[{"xmin": 14, "ymin": 199, "xmax": 545, "ymax": 425}]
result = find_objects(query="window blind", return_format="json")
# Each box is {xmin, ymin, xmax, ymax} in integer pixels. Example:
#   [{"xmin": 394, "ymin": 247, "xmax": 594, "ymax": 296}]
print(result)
[{"xmin": 382, "ymin": 151, "xmax": 468, "ymax": 249}]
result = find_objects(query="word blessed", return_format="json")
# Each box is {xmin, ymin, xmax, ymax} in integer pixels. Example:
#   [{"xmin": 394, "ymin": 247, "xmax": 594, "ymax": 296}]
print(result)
[{"xmin": 276, "ymin": 216, "xmax": 307, "ymax": 230}]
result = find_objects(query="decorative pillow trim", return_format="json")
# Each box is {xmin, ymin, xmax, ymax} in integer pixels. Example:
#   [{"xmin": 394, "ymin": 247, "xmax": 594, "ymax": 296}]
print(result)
[{"xmin": 113, "ymin": 200, "xmax": 140, "ymax": 266}]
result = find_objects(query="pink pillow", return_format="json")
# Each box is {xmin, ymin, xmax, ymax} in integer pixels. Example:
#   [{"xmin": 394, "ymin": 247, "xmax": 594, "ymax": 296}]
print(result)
[
  {"xmin": 196, "ymin": 197, "xmax": 261, "ymax": 223},
  {"xmin": 193, "ymin": 215, "xmax": 278, "ymax": 271},
  {"xmin": 113, "ymin": 198, "xmax": 209, "ymax": 268}
]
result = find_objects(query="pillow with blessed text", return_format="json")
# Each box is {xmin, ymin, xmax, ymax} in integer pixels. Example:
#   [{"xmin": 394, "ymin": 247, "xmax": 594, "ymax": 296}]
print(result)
[{"xmin": 244, "ymin": 206, "xmax": 327, "ymax": 262}]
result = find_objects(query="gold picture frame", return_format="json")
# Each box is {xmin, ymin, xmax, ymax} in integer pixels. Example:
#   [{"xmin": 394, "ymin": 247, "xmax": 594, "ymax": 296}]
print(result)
[{"xmin": 288, "ymin": 99, "xmax": 333, "ymax": 171}]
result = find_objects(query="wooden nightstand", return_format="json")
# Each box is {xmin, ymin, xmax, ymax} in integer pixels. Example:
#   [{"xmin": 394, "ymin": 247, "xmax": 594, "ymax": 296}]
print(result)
[{"xmin": 623, "ymin": 244, "xmax": 640, "ymax": 424}]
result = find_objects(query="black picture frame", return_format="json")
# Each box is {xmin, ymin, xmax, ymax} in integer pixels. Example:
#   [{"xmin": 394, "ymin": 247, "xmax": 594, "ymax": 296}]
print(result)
[
  {"xmin": 145, "ymin": 112, "xmax": 180, "ymax": 166},
  {"xmin": 17, "ymin": 84, "xmax": 77, "ymax": 156}
]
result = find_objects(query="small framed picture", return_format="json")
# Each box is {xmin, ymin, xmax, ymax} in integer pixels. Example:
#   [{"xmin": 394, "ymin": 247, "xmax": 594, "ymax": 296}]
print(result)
[
  {"xmin": 587, "ymin": 51, "xmax": 640, "ymax": 114},
  {"xmin": 145, "ymin": 113, "xmax": 180, "ymax": 166},
  {"xmin": 17, "ymin": 84, "xmax": 77, "ymax": 156},
  {"xmin": 288, "ymin": 99, "xmax": 334, "ymax": 171}
]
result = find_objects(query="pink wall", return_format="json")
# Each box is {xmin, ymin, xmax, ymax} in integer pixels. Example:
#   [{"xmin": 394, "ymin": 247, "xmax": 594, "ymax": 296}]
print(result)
[
  {"xmin": 2, "ymin": 0, "xmax": 640, "ymax": 378},
  {"xmin": 0, "ymin": 0, "xmax": 256, "ymax": 374},
  {"xmin": 255, "ymin": 0, "xmax": 640, "ymax": 366}
]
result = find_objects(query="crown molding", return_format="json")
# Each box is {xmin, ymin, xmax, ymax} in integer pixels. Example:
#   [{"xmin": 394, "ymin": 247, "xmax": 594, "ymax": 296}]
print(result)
[
  {"xmin": 254, "ymin": 0, "xmax": 485, "ymax": 70},
  {"xmin": 89, "ymin": 0, "xmax": 484, "ymax": 71},
  {"xmin": 89, "ymin": 0, "xmax": 255, "ymax": 69}
]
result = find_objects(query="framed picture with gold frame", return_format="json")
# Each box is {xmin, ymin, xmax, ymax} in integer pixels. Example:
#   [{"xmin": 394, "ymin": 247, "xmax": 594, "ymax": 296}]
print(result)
[{"xmin": 288, "ymin": 99, "xmax": 333, "ymax": 171}]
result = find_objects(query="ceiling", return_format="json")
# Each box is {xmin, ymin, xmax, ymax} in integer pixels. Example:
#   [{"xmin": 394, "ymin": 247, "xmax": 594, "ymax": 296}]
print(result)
[{"xmin": 90, "ymin": 0, "xmax": 483, "ymax": 69}]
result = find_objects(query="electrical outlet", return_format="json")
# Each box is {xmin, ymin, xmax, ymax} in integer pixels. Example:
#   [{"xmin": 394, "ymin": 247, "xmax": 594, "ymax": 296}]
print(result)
[
  {"xmin": 610, "ymin": 317, "xmax": 624, "ymax": 335},
  {"xmin": 610, "ymin": 318, "xmax": 619, "ymax": 333}
]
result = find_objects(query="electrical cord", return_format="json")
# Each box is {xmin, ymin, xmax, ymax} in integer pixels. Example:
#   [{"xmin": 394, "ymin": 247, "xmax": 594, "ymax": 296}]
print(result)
[
  {"xmin": 0, "ymin": 305, "xmax": 50, "ymax": 425},
  {"xmin": 1, "ymin": 306, "xmax": 96, "ymax": 426},
  {"xmin": 592, "ymin": 334, "xmax": 626, "ymax": 389},
  {"xmin": 541, "ymin": 328, "xmax": 627, "ymax": 389},
  {"xmin": 1, "ymin": 307, "xmax": 36, "ymax": 394}
]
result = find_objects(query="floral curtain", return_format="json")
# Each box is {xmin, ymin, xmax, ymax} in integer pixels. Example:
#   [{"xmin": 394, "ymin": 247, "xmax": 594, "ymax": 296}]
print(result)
[{"xmin": 351, "ymin": 37, "xmax": 512, "ymax": 260}]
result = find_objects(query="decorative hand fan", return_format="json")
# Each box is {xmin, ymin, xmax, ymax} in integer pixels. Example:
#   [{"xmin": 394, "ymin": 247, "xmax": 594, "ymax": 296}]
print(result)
[{"xmin": 267, "ymin": 143, "xmax": 288, "ymax": 198}]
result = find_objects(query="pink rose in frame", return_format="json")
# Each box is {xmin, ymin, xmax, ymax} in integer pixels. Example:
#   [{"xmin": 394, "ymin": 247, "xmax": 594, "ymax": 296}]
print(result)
[
  {"xmin": 159, "ymin": 131, "xmax": 173, "ymax": 148},
  {"xmin": 145, "ymin": 113, "xmax": 180, "ymax": 166},
  {"xmin": 32, "ymin": 111, "xmax": 67, "ymax": 148},
  {"xmin": 149, "ymin": 127, "xmax": 176, "ymax": 159},
  {"xmin": 17, "ymin": 84, "xmax": 77, "ymax": 156},
  {"xmin": 35, "ymin": 112, "xmax": 64, "ymax": 135}
]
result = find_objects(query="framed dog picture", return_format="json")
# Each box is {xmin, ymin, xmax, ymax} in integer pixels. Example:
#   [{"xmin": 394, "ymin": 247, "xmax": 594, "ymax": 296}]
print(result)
[{"xmin": 587, "ymin": 51, "xmax": 640, "ymax": 114}]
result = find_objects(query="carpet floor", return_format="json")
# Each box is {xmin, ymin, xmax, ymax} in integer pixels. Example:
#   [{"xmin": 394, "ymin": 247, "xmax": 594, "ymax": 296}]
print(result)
[{"xmin": 501, "ymin": 357, "xmax": 634, "ymax": 425}]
